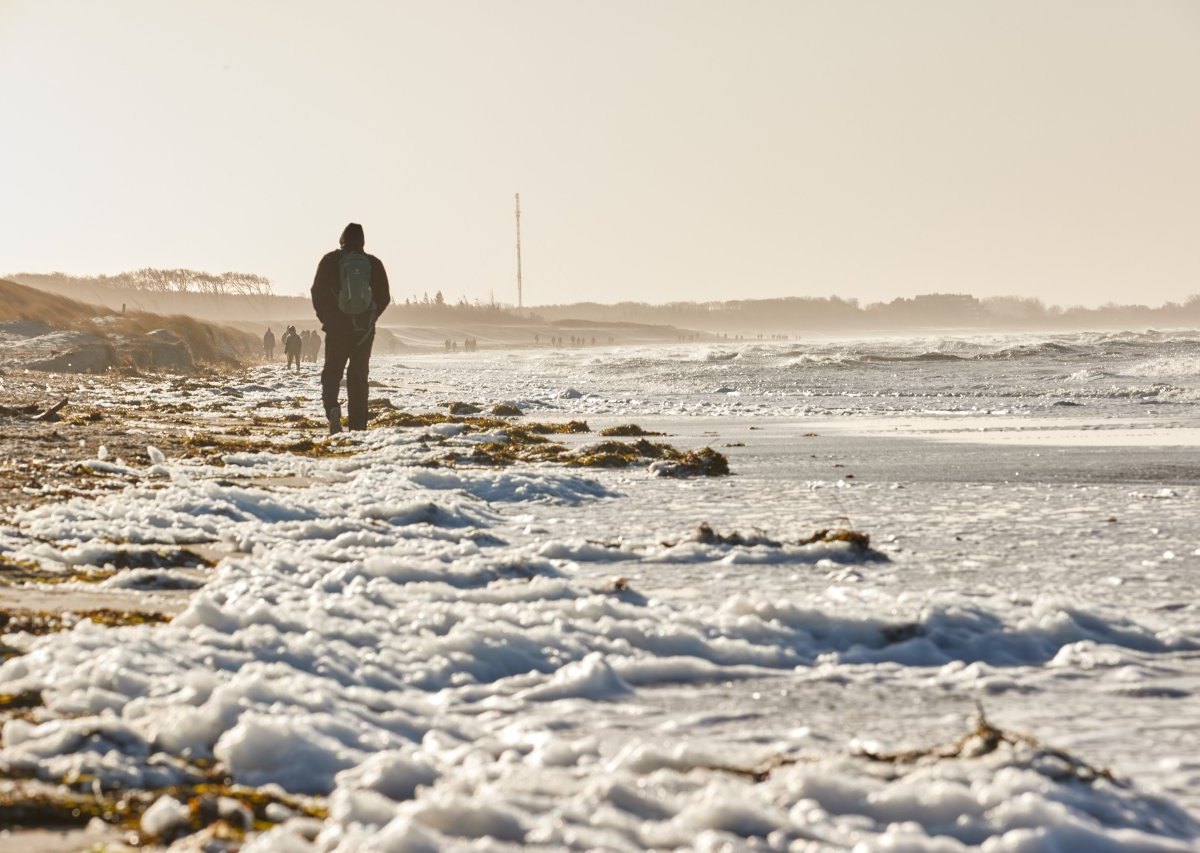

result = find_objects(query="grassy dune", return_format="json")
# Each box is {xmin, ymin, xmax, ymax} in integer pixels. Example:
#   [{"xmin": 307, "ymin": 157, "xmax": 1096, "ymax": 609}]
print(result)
[{"xmin": 0, "ymin": 279, "xmax": 259, "ymax": 369}]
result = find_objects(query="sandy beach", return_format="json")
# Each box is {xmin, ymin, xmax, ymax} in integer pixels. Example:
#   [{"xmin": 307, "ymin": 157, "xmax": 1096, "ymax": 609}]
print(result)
[{"xmin": 0, "ymin": 333, "xmax": 1198, "ymax": 850}]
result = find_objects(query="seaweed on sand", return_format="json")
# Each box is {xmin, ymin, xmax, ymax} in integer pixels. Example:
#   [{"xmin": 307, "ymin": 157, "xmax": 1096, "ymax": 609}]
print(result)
[
  {"xmin": 0, "ymin": 552, "xmax": 121, "ymax": 586},
  {"xmin": 647, "ymin": 447, "xmax": 730, "ymax": 477},
  {"xmin": 851, "ymin": 703, "xmax": 1123, "ymax": 786},
  {"xmin": 4, "ymin": 609, "xmax": 172, "ymax": 661},
  {"xmin": 527, "ymin": 419, "xmax": 590, "ymax": 434},
  {"xmin": 383, "ymin": 411, "xmax": 725, "ymax": 475},
  {"xmin": 183, "ymin": 432, "xmax": 354, "ymax": 460},
  {"xmin": 0, "ymin": 554, "xmax": 43, "ymax": 575},
  {"xmin": 280, "ymin": 437, "xmax": 344, "ymax": 456},
  {"xmin": 374, "ymin": 410, "xmax": 590, "ymax": 435},
  {"xmin": 277, "ymin": 413, "xmax": 325, "ymax": 429},
  {"xmin": 599, "ymin": 423, "xmax": 665, "ymax": 437},
  {"xmin": 567, "ymin": 440, "xmax": 729, "ymax": 476},
  {"xmin": 692, "ymin": 705, "xmax": 1121, "ymax": 788},
  {"xmin": 373, "ymin": 410, "xmax": 506, "ymax": 431},
  {"xmin": 0, "ymin": 788, "xmax": 114, "ymax": 829},
  {"xmin": 568, "ymin": 441, "xmax": 645, "ymax": 468},
  {"xmin": 95, "ymin": 546, "xmax": 213, "ymax": 571},
  {"xmin": 442, "ymin": 439, "xmax": 569, "ymax": 468},
  {"xmin": 0, "ymin": 777, "xmax": 327, "ymax": 841},
  {"xmin": 0, "ymin": 545, "xmax": 211, "ymax": 587},
  {"xmin": 662, "ymin": 523, "xmax": 884, "ymax": 559},
  {"xmin": 0, "ymin": 608, "xmax": 172, "ymax": 635},
  {"xmin": 798, "ymin": 528, "xmax": 871, "ymax": 550},
  {"xmin": 691, "ymin": 522, "xmax": 781, "ymax": 548},
  {"xmin": 0, "ymin": 689, "xmax": 43, "ymax": 710}
]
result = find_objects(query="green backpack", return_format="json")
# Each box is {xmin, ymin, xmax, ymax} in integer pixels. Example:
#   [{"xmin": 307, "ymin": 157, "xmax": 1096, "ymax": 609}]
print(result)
[{"xmin": 337, "ymin": 251, "xmax": 374, "ymax": 315}]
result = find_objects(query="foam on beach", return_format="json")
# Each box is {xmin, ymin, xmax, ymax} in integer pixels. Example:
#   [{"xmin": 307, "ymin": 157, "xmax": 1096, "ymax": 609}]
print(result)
[{"xmin": 1, "ymin": 331, "xmax": 1199, "ymax": 849}]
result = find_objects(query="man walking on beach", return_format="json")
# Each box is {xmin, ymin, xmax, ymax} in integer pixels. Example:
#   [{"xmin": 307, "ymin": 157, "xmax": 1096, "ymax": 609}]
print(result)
[
  {"xmin": 263, "ymin": 327, "xmax": 275, "ymax": 360},
  {"xmin": 311, "ymin": 222, "xmax": 390, "ymax": 433}
]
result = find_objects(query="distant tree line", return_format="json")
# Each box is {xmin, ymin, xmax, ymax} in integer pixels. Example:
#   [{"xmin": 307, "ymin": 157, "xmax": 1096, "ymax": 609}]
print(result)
[
  {"xmin": 10, "ymin": 268, "xmax": 1199, "ymax": 332},
  {"xmin": 12, "ymin": 269, "xmax": 274, "ymax": 297},
  {"xmin": 391, "ymin": 290, "xmax": 522, "ymax": 323}
]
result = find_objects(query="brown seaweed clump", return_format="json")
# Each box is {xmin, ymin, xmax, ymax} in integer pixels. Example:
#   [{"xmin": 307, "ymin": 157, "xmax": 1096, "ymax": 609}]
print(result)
[
  {"xmin": 386, "ymin": 412, "xmax": 726, "ymax": 476},
  {"xmin": 442, "ymin": 439, "xmax": 569, "ymax": 468},
  {"xmin": 0, "ymin": 554, "xmax": 114, "ymax": 587},
  {"xmin": 373, "ymin": 411, "xmax": 507, "ymax": 431},
  {"xmin": 528, "ymin": 419, "xmax": 590, "ymax": 434},
  {"xmin": 798, "ymin": 528, "xmax": 871, "ymax": 550},
  {"xmin": 0, "ymin": 778, "xmax": 328, "ymax": 844},
  {"xmin": 183, "ymin": 433, "xmax": 353, "ymax": 462},
  {"xmin": 568, "ymin": 441, "xmax": 730, "ymax": 476},
  {"xmin": 851, "ymin": 704, "xmax": 1122, "ymax": 786},
  {"xmin": 568, "ymin": 441, "xmax": 645, "ymax": 468},
  {"xmin": 692, "ymin": 523, "xmax": 780, "ymax": 548},
  {"xmin": 0, "ymin": 689, "xmax": 43, "ymax": 710},
  {"xmin": 373, "ymin": 410, "xmax": 589, "ymax": 436},
  {"xmin": 0, "ymin": 608, "xmax": 172, "ymax": 636},
  {"xmin": 647, "ymin": 447, "xmax": 730, "ymax": 478},
  {"xmin": 665, "ymin": 523, "xmax": 884, "ymax": 560},
  {"xmin": 687, "ymin": 705, "xmax": 1119, "ymax": 788},
  {"xmin": 599, "ymin": 424, "xmax": 665, "ymax": 437}
]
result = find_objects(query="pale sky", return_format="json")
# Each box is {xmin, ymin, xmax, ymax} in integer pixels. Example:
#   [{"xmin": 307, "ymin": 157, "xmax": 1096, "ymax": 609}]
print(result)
[{"xmin": 2, "ymin": 1, "xmax": 1198, "ymax": 307}]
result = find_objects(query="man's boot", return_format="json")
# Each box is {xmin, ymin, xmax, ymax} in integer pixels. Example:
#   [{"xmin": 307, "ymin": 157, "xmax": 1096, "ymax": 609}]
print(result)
[{"xmin": 326, "ymin": 405, "xmax": 343, "ymax": 435}]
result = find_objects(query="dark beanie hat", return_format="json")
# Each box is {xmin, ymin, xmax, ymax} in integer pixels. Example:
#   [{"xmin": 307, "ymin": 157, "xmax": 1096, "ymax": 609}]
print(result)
[{"xmin": 340, "ymin": 222, "xmax": 365, "ymax": 250}]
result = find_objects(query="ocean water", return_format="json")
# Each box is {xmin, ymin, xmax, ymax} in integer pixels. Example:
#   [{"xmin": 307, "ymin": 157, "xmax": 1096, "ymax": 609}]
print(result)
[{"xmin": 1, "ymin": 330, "xmax": 1199, "ymax": 851}]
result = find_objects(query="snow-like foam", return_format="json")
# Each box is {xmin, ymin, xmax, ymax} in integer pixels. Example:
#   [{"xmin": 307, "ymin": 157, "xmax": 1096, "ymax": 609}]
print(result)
[{"xmin": 2, "ymin": 332, "xmax": 1199, "ymax": 848}]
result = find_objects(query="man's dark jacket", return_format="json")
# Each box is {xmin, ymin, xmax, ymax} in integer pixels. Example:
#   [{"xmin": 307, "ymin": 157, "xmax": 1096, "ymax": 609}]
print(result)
[{"xmin": 311, "ymin": 250, "xmax": 391, "ymax": 333}]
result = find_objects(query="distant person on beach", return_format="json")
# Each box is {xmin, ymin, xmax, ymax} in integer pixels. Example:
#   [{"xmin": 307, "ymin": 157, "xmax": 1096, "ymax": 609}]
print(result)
[
  {"xmin": 311, "ymin": 222, "xmax": 391, "ymax": 433},
  {"xmin": 307, "ymin": 330, "xmax": 322, "ymax": 363},
  {"xmin": 283, "ymin": 325, "xmax": 303, "ymax": 370},
  {"xmin": 263, "ymin": 327, "xmax": 275, "ymax": 359}
]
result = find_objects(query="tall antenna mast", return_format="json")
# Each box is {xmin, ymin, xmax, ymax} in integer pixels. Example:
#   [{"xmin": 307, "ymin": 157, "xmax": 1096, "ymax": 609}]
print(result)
[{"xmin": 515, "ymin": 193, "xmax": 523, "ymax": 310}]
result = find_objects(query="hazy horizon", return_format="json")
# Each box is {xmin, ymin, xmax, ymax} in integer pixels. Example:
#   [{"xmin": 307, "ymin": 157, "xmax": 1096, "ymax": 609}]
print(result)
[{"xmin": 3, "ymin": 1, "xmax": 1197, "ymax": 309}]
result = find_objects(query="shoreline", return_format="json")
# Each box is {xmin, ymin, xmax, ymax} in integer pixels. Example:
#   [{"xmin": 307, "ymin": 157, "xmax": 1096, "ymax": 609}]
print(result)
[
  {"xmin": 809, "ymin": 413, "xmax": 1200, "ymax": 448},
  {"xmin": 1, "ymin": 350, "xmax": 1198, "ymax": 849}
]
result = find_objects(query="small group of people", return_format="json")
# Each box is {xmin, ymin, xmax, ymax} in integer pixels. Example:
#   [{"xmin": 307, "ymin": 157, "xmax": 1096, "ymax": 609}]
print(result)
[
  {"xmin": 265, "ymin": 327, "xmax": 323, "ymax": 369},
  {"xmin": 270, "ymin": 326, "xmax": 322, "ymax": 369},
  {"xmin": 536, "ymin": 335, "xmax": 607, "ymax": 348},
  {"xmin": 443, "ymin": 337, "xmax": 478, "ymax": 352},
  {"xmin": 298, "ymin": 329, "xmax": 322, "ymax": 363}
]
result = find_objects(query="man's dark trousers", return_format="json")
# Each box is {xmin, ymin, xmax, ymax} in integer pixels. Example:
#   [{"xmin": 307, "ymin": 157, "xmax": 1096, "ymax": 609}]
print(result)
[{"xmin": 322, "ymin": 329, "xmax": 374, "ymax": 430}]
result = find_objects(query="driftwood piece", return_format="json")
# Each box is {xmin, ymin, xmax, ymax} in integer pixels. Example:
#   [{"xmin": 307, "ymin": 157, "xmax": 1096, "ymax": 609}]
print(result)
[
  {"xmin": 31, "ymin": 398, "xmax": 69, "ymax": 422},
  {"xmin": 0, "ymin": 403, "xmax": 40, "ymax": 418}
]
